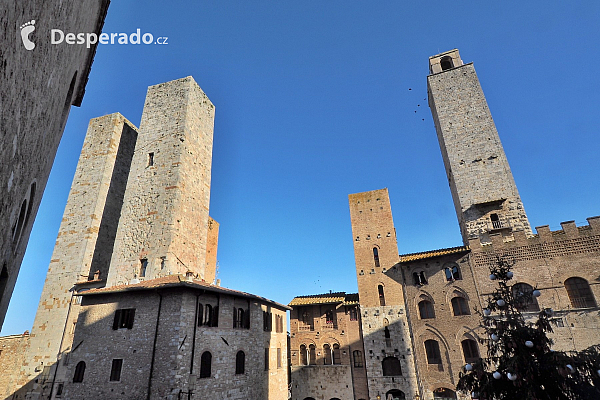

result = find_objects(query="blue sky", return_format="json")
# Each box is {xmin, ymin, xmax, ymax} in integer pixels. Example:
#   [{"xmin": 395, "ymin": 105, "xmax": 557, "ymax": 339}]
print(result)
[{"xmin": 3, "ymin": 1, "xmax": 600, "ymax": 335}]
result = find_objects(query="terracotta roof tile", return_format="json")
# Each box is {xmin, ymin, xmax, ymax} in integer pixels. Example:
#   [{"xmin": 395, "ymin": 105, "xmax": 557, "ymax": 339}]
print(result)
[
  {"xmin": 399, "ymin": 245, "xmax": 469, "ymax": 262},
  {"xmin": 288, "ymin": 292, "xmax": 359, "ymax": 307}
]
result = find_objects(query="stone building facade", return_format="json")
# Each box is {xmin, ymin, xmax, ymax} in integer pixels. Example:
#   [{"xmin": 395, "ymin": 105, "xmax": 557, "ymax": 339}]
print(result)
[
  {"xmin": 288, "ymin": 292, "xmax": 368, "ymax": 400},
  {"xmin": 0, "ymin": 0, "xmax": 110, "ymax": 330},
  {"xmin": 0, "ymin": 76, "xmax": 290, "ymax": 400},
  {"xmin": 294, "ymin": 49, "xmax": 600, "ymax": 400}
]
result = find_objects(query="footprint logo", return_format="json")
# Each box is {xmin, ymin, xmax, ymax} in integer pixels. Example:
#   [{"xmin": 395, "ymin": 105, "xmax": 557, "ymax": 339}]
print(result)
[{"xmin": 20, "ymin": 20, "xmax": 36, "ymax": 51}]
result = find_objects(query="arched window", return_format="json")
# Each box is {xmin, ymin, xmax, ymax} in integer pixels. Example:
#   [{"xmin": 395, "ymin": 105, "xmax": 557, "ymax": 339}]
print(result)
[
  {"xmin": 378, "ymin": 285, "xmax": 386, "ymax": 306},
  {"xmin": 461, "ymin": 339, "xmax": 479, "ymax": 363},
  {"xmin": 73, "ymin": 361, "xmax": 85, "ymax": 383},
  {"xmin": 444, "ymin": 265, "xmax": 461, "ymax": 281},
  {"xmin": 235, "ymin": 350, "xmax": 245, "ymax": 374},
  {"xmin": 11, "ymin": 199, "xmax": 28, "ymax": 246},
  {"xmin": 382, "ymin": 356, "xmax": 402, "ymax": 376},
  {"xmin": 424, "ymin": 340, "xmax": 442, "ymax": 364},
  {"xmin": 413, "ymin": 271, "xmax": 427, "ymax": 285},
  {"xmin": 386, "ymin": 389, "xmax": 406, "ymax": 400},
  {"xmin": 512, "ymin": 283, "xmax": 540, "ymax": 312},
  {"xmin": 565, "ymin": 277, "xmax": 597, "ymax": 308},
  {"xmin": 332, "ymin": 344, "xmax": 341, "ymax": 364},
  {"xmin": 433, "ymin": 388, "xmax": 457, "ymax": 399},
  {"xmin": 353, "ymin": 350, "xmax": 363, "ymax": 367},
  {"xmin": 309, "ymin": 344, "xmax": 316, "ymax": 365},
  {"xmin": 373, "ymin": 247, "xmax": 380, "ymax": 268},
  {"xmin": 418, "ymin": 300, "xmax": 435, "ymax": 319},
  {"xmin": 325, "ymin": 310, "xmax": 334, "ymax": 324},
  {"xmin": 440, "ymin": 56, "xmax": 454, "ymax": 71},
  {"xmin": 200, "ymin": 351, "xmax": 212, "ymax": 378},
  {"xmin": 451, "ymin": 297, "xmax": 470, "ymax": 316},
  {"xmin": 323, "ymin": 344, "xmax": 332, "ymax": 365},
  {"xmin": 303, "ymin": 398, "xmax": 316, "ymax": 400},
  {"xmin": 300, "ymin": 344, "xmax": 308, "ymax": 365}
]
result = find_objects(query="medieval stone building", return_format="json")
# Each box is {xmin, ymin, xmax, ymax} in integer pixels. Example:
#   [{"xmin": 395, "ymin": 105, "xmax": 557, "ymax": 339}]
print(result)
[
  {"xmin": 0, "ymin": 77, "xmax": 289, "ymax": 400},
  {"xmin": 0, "ymin": 0, "xmax": 110, "ymax": 330},
  {"xmin": 289, "ymin": 49, "xmax": 600, "ymax": 400}
]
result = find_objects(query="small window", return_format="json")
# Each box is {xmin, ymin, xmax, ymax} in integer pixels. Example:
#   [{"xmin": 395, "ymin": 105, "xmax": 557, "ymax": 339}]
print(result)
[
  {"xmin": 382, "ymin": 356, "xmax": 402, "ymax": 376},
  {"xmin": 451, "ymin": 297, "xmax": 470, "ymax": 316},
  {"xmin": 461, "ymin": 339, "xmax": 479, "ymax": 363},
  {"xmin": 323, "ymin": 344, "xmax": 332, "ymax": 365},
  {"xmin": 373, "ymin": 247, "xmax": 380, "ymax": 268},
  {"xmin": 425, "ymin": 340, "xmax": 442, "ymax": 364},
  {"xmin": 11, "ymin": 199, "xmax": 28, "ymax": 245},
  {"xmin": 277, "ymin": 347, "xmax": 282, "ymax": 369},
  {"xmin": 235, "ymin": 308, "xmax": 244, "ymax": 328},
  {"xmin": 301, "ymin": 309, "xmax": 311, "ymax": 325},
  {"xmin": 73, "ymin": 361, "xmax": 86, "ymax": 383},
  {"xmin": 349, "ymin": 307, "xmax": 358, "ymax": 321},
  {"xmin": 512, "ymin": 283, "xmax": 540, "ymax": 312},
  {"xmin": 204, "ymin": 305, "xmax": 218, "ymax": 327},
  {"xmin": 444, "ymin": 265, "xmax": 461, "ymax": 281},
  {"xmin": 0, "ymin": 265, "xmax": 8, "ymax": 301},
  {"xmin": 413, "ymin": 271, "xmax": 427, "ymax": 285},
  {"xmin": 332, "ymin": 344, "xmax": 341, "ymax": 364},
  {"xmin": 110, "ymin": 359, "xmax": 123, "ymax": 382},
  {"xmin": 148, "ymin": 152, "xmax": 154, "ymax": 166},
  {"xmin": 200, "ymin": 352, "xmax": 212, "ymax": 378},
  {"xmin": 353, "ymin": 350, "xmax": 363, "ymax": 368},
  {"xmin": 112, "ymin": 309, "xmax": 135, "ymax": 330},
  {"xmin": 384, "ymin": 326, "xmax": 390, "ymax": 339},
  {"xmin": 140, "ymin": 259, "xmax": 148, "ymax": 277},
  {"xmin": 55, "ymin": 383, "xmax": 64, "ymax": 397},
  {"xmin": 309, "ymin": 344, "xmax": 316, "ymax": 365},
  {"xmin": 263, "ymin": 311, "xmax": 273, "ymax": 331},
  {"xmin": 378, "ymin": 285, "xmax": 386, "ymax": 306},
  {"xmin": 418, "ymin": 300, "xmax": 435, "ymax": 319},
  {"xmin": 264, "ymin": 348, "xmax": 269, "ymax": 370},
  {"xmin": 300, "ymin": 344, "xmax": 308, "ymax": 365},
  {"xmin": 565, "ymin": 277, "xmax": 597, "ymax": 308},
  {"xmin": 325, "ymin": 310, "xmax": 334, "ymax": 324},
  {"xmin": 197, "ymin": 303, "xmax": 204, "ymax": 326},
  {"xmin": 235, "ymin": 351, "xmax": 245, "ymax": 374}
]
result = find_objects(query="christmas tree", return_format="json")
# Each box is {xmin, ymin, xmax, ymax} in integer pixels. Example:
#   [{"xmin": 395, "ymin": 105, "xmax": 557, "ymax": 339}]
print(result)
[{"xmin": 456, "ymin": 258, "xmax": 600, "ymax": 399}]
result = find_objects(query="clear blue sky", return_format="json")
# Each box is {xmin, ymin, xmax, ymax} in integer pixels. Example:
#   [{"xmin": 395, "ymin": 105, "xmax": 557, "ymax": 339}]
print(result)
[{"xmin": 3, "ymin": 1, "xmax": 600, "ymax": 335}]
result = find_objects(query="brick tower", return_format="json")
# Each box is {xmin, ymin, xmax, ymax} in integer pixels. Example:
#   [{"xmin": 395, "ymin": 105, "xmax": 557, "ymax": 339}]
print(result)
[
  {"xmin": 107, "ymin": 77, "xmax": 216, "ymax": 286},
  {"xmin": 427, "ymin": 49, "xmax": 532, "ymax": 244},
  {"xmin": 349, "ymin": 188, "xmax": 418, "ymax": 399}
]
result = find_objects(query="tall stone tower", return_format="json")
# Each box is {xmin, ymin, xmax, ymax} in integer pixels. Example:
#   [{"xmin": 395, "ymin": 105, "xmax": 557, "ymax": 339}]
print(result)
[
  {"xmin": 349, "ymin": 188, "xmax": 417, "ymax": 399},
  {"xmin": 16, "ymin": 77, "xmax": 217, "ymax": 395},
  {"xmin": 107, "ymin": 77, "xmax": 215, "ymax": 286},
  {"xmin": 427, "ymin": 49, "xmax": 532, "ymax": 244}
]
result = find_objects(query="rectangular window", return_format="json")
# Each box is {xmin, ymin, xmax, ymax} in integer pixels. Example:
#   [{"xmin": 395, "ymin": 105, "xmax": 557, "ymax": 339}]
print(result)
[
  {"xmin": 55, "ymin": 383, "xmax": 64, "ymax": 397},
  {"xmin": 263, "ymin": 311, "xmax": 272, "ymax": 332},
  {"xmin": 264, "ymin": 348, "xmax": 269, "ymax": 370},
  {"xmin": 110, "ymin": 359, "xmax": 123, "ymax": 381},
  {"xmin": 112, "ymin": 308, "xmax": 135, "ymax": 330},
  {"xmin": 277, "ymin": 348, "xmax": 282, "ymax": 369},
  {"xmin": 148, "ymin": 152, "xmax": 154, "ymax": 166},
  {"xmin": 140, "ymin": 259, "xmax": 148, "ymax": 277}
]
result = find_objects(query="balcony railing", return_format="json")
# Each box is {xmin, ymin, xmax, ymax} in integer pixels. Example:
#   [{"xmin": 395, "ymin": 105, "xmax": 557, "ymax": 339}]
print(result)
[{"xmin": 298, "ymin": 325, "xmax": 314, "ymax": 331}]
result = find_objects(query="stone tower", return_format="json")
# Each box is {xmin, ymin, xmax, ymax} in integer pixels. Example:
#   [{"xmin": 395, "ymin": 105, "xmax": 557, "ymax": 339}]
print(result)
[
  {"xmin": 21, "ymin": 113, "xmax": 138, "ymax": 391},
  {"xmin": 349, "ymin": 188, "xmax": 418, "ymax": 399},
  {"xmin": 107, "ymin": 77, "xmax": 215, "ymax": 286},
  {"xmin": 427, "ymin": 49, "xmax": 532, "ymax": 244}
]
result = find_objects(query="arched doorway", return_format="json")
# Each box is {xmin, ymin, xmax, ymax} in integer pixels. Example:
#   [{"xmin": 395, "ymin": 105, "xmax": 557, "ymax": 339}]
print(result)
[
  {"xmin": 385, "ymin": 389, "xmax": 405, "ymax": 400},
  {"xmin": 433, "ymin": 387, "xmax": 457, "ymax": 399}
]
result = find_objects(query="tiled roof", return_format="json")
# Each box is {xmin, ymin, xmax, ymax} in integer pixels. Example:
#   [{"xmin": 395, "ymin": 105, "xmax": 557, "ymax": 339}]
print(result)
[
  {"xmin": 399, "ymin": 245, "xmax": 469, "ymax": 262},
  {"xmin": 77, "ymin": 274, "xmax": 290, "ymax": 310},
  {"xmin": 288, "ymin": 292, "xmax": 359, "ymax": 307}
]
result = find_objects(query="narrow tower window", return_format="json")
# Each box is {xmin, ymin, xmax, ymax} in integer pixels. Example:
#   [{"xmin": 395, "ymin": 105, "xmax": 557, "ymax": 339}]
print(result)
[
  {"xmin": 73, "ymin": 361, "xmax": 86, "ymax": 383},
  {"xmin": 200, "ymin": 352, "xmax": 212, "ymax": 378},
  {"xmin": 140, "ymin": 258, "xmax": 148, "ymax": 277},
  {"xmin": 109, "ymin": 359, "xmax": 123, "ymax": 381},
  {"xmin": 235, "ymin": 351, "xmax": 245, "ymax": 374},
  {"xmin": 373, "ymin": 247, "xmax": 380, "ymax": 268},
  {"xmin": 148, "ymin": 152, "xmax": 154, "ymax": 166},
  {"xmin": 378, "ymin": 285, "xmax": 386, "ymax": 306}
]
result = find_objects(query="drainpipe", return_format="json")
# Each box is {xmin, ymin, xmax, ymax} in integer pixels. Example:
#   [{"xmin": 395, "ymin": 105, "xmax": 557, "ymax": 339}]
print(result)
[
  {"xmin": 147, "ymin": 291, "xmax": 163, "ymax": 400},
  {"xmin": 48, "ymin": 290, "xmax": 75, "ymax": 399}
]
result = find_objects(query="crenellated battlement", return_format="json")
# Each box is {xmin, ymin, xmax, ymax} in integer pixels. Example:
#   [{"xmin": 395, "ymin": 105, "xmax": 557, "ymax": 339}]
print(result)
[{"xmin": 468, "ymin": 216, "xmax": 600, "ymax": 263}]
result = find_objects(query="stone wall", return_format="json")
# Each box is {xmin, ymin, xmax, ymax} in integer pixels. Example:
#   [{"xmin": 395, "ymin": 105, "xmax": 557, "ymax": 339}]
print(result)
[
  {"xmin": 0, "ymin": 333, "xmax": 29, "ymax": 399},
  {"xmin": 0, "ymin": 0, "xmax": 110, "ymax": 330}
]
